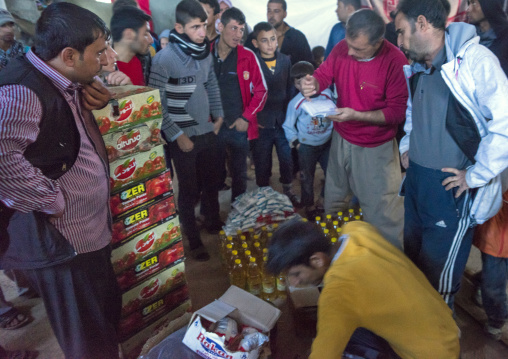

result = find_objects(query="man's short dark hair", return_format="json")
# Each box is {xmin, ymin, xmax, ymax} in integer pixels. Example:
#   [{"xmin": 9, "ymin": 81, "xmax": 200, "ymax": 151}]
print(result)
[
  {"xmin": 339, "ymin": 0, "xmax": 362, "ymax": 10},
  {"xmin": 290, "ymin": 61, "xmax": 315, "ymax": 80},
  {"xmin": 176, "ymin": 0, "xmax": 207, "ymax": 26},
  {"xmin": 396, "ymin": 0, "xmax": 448, "ymax": 31},
  {"xmin": 34, "ymin": 2, "xmax": 110, "ymax": 61},
  {"xmin": 346, "ymin": 9, "xmax": 385, "ymax": 45},
  {"xmin": 266, "ymin": 220, "xmax": 331, "ymax": 275},
  {"xmin": 112, "ymin": 0, "xmax": 138, "ymax": 13},
  {"xmin": 111, "ymin": 6, "xmax": 151, "ymax": 43},
  {"xmin": 312, "ymin": 46, "xmax": 325, "ymax": 61},
  {"xmin": 252, "ymin": 21, "xmax": 275, "ymax": 40},
  {"xmin": 199, "ymin": 0, "xmax": 220, "ymax": 15},
  {"xmin": 221, "ymin": 7, "xmax": 246, "ymax": 26},
  {"xmin": 268, "ymin": 0, "xmax": 287, "ymax": 12}
]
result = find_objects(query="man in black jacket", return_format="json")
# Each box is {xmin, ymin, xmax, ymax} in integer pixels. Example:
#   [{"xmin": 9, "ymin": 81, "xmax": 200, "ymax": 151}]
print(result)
[{"xmin": 467, "ymin": 0, "xmax": 508, "ymax": 75}]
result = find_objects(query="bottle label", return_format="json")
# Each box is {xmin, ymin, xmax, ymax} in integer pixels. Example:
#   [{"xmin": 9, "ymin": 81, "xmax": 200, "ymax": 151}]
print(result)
[
  {"xmin": 263, "ymin": 283, "xmax": 275, "ymax": 293},
  {"xmin": 276, "ymin": 278, "xmax": 286, "ymax": 291},
  {"xmin": 249, "ymin": 285, "xmax": 261, "ymax": 296}
]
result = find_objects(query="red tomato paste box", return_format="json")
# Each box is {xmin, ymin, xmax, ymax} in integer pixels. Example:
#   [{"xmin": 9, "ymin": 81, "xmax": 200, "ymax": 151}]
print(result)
[
  {"xmin": 182, "ymin": 285, "xmax": 281, "ymax": 359},
  {"xmin": 118, "ymin": 284, "xmax": 190, "ymax": 340},
  {"xmin": 116, "ymin": 244, "xmax": 184, "ymax": 292},
  {"xmin": 93, "ymin": 85, "xmax": 162, "ymax": 136},
  {"xmin": 110, "ymin": 170, "xmax": 173, "ymax": 218},
  {"xmin": 121, "ymin": 261, "xmax": 186, "ymax": 318},
  {"xmin": 120, "ymin": 304, "xmax": 192, "ymax": 359},
  {"xmin": 112, "ymin": 195, "xmax": 176, "ymax": 245},
  {"xmin": 109, "ymin": 144, "xmax": 166, "ymax": 194},
  {"xmin": 104, "ymin": 119, "xmax": 163, "ymax": 163},
  {"xmin": 112, "ymin": 216, "xmax": 181, "ymax": 274}
]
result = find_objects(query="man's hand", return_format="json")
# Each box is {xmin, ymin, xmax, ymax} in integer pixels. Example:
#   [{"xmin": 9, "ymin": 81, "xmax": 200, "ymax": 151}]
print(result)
[
  {"xmin": 401, "ymin": 152, "xmax": 409, "ymax": 169},
  {"xmin": 106, "ymin": 71, "xmax": 132, "ymax": 86},
  {"xmin": 81, "ymin": 79, "xmax": 111, "ymax": 110},
  {"xmin": 229, "ymin": 117, "xmax": 249, "ymax": 132},
  {"xmin": 51, "ymin": 209, "xmax": 65, "ymax": 219},
  {"xmin": 213, "ymin": 117, "xmax": 224, "ymax": 135},
  {"xmin": 441, "ymin": 168, "xmax": 470, "ymax": 198},
  {"xmin": 176, "ymin": 134, "xmax": 194, "ymax": 152},
  {"xmin": 327, "ymin": 107, "xmax": 357, "ymax": 123},
  {"xmin": 296, "ymin": 74, "xmax": 319, "ymax": 99}
]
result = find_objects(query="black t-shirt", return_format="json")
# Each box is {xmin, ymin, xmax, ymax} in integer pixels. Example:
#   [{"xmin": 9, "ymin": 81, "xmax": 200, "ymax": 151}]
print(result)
[{"xmin": 213, "ymin": 47, "xmax": 243, "ymax": 126}]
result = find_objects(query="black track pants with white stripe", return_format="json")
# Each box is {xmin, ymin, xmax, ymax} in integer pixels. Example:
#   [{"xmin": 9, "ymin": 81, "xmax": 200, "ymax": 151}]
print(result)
[{"xmin": 403, "ymin": 160, "xmax": 475, "ymax": 309}]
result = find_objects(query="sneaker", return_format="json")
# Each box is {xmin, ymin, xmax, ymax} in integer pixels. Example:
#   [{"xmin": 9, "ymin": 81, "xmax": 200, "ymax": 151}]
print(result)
[
  {"xmin": 485, "ymin": 324, "xmax": 503, "ymax": 341},
  {"xmin": 284, "ymin": 189, "xmax": 301, "ymax": 208},
  {"xmin": 204, "ymin": 220, "xmax": 225, "ymax": 235}
]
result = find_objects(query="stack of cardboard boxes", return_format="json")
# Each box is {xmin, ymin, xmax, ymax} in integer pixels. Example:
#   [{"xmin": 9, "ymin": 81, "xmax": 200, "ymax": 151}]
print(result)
[{"xmin": 93, "ymin": 85, "xmax": 191, "ymax": 358}]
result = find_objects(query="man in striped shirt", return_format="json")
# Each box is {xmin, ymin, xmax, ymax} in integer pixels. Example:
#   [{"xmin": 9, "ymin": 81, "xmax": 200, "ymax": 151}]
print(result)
[{"xmin": 0, "ymin": 3, "xmax": 120, "ymax": 358}]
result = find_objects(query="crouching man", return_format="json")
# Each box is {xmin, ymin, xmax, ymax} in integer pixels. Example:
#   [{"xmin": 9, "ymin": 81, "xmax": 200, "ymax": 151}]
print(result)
[{"xmin": 266, "ymin": 220, "xmax": 460, "ymax": 359}]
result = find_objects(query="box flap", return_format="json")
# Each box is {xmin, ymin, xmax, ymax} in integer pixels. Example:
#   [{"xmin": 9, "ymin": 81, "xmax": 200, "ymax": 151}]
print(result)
[
  {"xmin": 219, "ymin": 286, "xmax": 281, "ymax": 332},
  {"xmin": 194, "ymin": 299, "xmax": 236, "ymax": 324},
  {"xmin": 288, "ymin": 285, "xmax": 320, "ymax": 308}
]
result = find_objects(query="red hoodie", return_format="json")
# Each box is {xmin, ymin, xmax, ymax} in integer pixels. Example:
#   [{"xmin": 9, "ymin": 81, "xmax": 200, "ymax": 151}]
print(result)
[{"xmin": 314, "ymin": 39, "xmax": 408, "ymax": 147}]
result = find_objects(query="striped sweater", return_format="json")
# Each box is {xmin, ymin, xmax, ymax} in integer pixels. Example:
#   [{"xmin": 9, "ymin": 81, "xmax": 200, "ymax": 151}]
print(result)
[{"xmin": 148, "ymin": 42, "xmax": 224, "ymax": 141}]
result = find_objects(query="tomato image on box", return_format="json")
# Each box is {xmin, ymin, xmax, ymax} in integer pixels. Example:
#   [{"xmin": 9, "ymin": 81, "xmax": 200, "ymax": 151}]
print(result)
[
  {"xmin": 109, "ymin": 144, "xmax": 166, "ymax": 193},
  {"xmin": 112, "ymin": 195, "xmax": 176, "ymax": 245},
  {"xmin": 104, "ymin": 119, "xmax": 163, "ymax": 162},
  {"xmin": 121, "ymin": 261, "xmax": 186, "ymax": 317},
  {"xmin": 93, "ymin": 85, "xmax": 163, "ymax": 136},
  {"xmin": 110, "ymin": 170, "xmax": 173, "ymax": 218},
  {"xmin": 116, "ymin": 243, "xmax": 185, "ymax": 291}
]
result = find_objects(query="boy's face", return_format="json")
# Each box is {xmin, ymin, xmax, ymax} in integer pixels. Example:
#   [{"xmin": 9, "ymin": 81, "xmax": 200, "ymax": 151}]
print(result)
[
  {"xmin": 219, "ymin": 20, "xmax": 245, "ymax": 49},
  {"xmin": 286, "ymin": 264, "xmax": 324, "ymax": 287},
  {"xmin": 201, "ymin": 3, "xmax": 218, "ymax": 28},
  {"xmin": 160, "ymin": 37, "xmax": 169, "ymax": 49},
  {"xmin": 253, "ymin": 29, "xmax": 277, "ymax": 57},
  {"xmin": 176, "ymin": 17, "xmax": 207, "ymax": 44}
]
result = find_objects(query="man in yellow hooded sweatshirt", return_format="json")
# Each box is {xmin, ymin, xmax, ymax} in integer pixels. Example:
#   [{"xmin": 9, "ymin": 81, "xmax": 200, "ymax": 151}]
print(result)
[{"xmin": 266, "ymin": 220, "xmax": 460, "ymax": 359}]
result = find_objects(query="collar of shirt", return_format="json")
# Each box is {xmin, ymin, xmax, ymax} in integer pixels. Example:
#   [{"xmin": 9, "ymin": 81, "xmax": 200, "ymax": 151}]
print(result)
[
  {"xmin": 26, "ymin": 49, "xmax": 83, "ymax": 96},
  {"xmin": 331, "ymin": 235, "xmax": 350, "ymax": 263},
  {"xmin": 412, "ymin": 45, "xmax": 447, "ymax": 75}
]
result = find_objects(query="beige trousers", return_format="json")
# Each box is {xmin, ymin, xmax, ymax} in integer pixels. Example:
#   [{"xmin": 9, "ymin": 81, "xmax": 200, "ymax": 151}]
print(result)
[{"xmin": 324, "ymin": 131, "xmax": 404, "ymax": 249}]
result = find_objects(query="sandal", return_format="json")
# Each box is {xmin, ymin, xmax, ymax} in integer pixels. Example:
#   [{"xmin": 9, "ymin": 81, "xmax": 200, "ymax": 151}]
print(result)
[{"xmin": 0, "ymin": 308, "xmax": 30, "ymax": 330}]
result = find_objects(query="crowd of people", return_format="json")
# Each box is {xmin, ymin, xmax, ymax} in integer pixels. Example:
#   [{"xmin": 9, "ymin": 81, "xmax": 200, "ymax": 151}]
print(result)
[{"xmin": 0, "ymin": 0, "xmax": 507, "ymax": 358}]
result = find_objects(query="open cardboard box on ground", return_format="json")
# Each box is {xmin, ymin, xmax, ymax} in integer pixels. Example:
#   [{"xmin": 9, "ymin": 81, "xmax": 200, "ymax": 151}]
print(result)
[
  {"xmin": 182, "ymin": 285, "xmax": 282, "ymax": 359},
  {"xmin": 287, "ymin": 285, "xmax": 320, "ymax": 338}
]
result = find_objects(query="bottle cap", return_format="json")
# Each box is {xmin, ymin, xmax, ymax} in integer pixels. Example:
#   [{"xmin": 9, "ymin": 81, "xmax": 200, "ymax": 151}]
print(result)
[
  {"xmin": 326, "ymin": 214, "xmax": 332, "ymax": 219},
  {"xmin": 227, "ymin": 244, "xmax": 233, "ymax": 249},
  {"xmin": 242, "ymin": 243, "xmax": 248, "ymax": 249},
  {"xmin": 227, "ymin": 236, "xmax": 233, "ymax": 241},
  {"xmin": 232, "ymin": 250, "xmax": 238, "ymax": 255},
  {"xmin": 235, "ymin": 259, "xmax": 241, "ymax": 264},
  {"xmin": 349, "ymin": 209, "xmax": 354, "ymax": 213},
  {"xmin": 220, "ymin": 230, "xmax": 225, "ymax": 235},
  {"xmin": 320, "ymin": 223, "xmax": 326, "ymax": 228},
  {"xmin": 245, "ymin": 250, "xmax": 251, "ymax": 256},
  {"xmin": 315, "ymin": 216, "xmax": 321, "ymax": 221},
  {"xmin": 344, "ymin": 217, "xmax": 350, "ymax": 222},
  {"xmin": 240, "ymin": 235, "xmax": 246, "ymax": 241},
  {"xmin": 254, "ymin": 242, "xmax": 260, "ymax": 248},
  {"xmin": 333, "ymin": 221, "xmax": 338, "ymax": 225},
  {"xmin": 250, "ymin": 257, "xmax": 256, "ymax": 263},
  {"xmin": 337, "ymin": 212, "xmax": 343, "ymax": 216},
  {"xmin": 324, "ymin": 229, "xmax": 329, "ymax": 234}
]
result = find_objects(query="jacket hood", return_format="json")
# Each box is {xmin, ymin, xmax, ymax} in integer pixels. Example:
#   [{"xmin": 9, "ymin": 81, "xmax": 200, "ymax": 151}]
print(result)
[
  {"xmin": 478, "ymin": 0, "xmax": 508, "ymax": 37},
  {"xmin": 444, "ymin": 22, "xmax": 479, "ymax": 59}
]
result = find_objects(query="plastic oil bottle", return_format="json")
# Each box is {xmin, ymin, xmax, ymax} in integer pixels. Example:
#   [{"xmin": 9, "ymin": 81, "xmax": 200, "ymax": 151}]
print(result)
[
  {"xmin": 276, "ymin": 271, "xmax": 287, "ymax": 301},
  {"xmin": 315, "ymin": 216, "xmax": 322, "ymax": 227},
  {"xmin": 325, "ymin": 214, "xmax": 333, "ymax": 230},
  {"xmin": 261, "ymin": 256, "xmax": 276, "ymax": 302},
  {"xmin": 229, "ymin": 258, "xmax": 246, "ymax": 290},
  {"xmin": 348, "ymin": 208, "xmax": 355, "ymax": 221},
  {"xmin": 247, "ymin": 257, "xmax": 262, "ymax": 297}
]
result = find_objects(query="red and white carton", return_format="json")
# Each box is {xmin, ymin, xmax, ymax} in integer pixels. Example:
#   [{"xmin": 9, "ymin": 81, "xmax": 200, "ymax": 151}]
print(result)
[{"xmin": 182, "ymin": 286, "xmax": 281, "ymax": 359}]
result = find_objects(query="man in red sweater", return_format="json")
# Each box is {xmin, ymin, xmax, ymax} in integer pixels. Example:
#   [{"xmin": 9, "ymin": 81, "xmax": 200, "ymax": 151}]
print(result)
[{"xmin": 299, "ymin": 9, "xmax": 408, "ymax": 249}]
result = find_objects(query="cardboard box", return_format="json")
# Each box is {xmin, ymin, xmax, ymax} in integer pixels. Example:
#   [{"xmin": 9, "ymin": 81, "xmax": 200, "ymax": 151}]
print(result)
[
  {"xmin": 287, "ymin": 285, "xmax": 319, "ymax": 338},
  {"xmin": 118, "ymin": 284, "xmax": 190, "ymax": 340},
  {"xmin": 111, "ymin": 195, "xmax": 176, "ymax": 245},
  {"xmin": 182, "ymin": 285, "xmax": 281, "ymax": 359},
  {"xmin": 109, "ymin": 144, "xmax": 166, "ymax": 193},
  {"xmin": 93, "ymin": 85, "xmax": 162, "ymax": 136},
  {"xmin": 104, "ymin": 118, "xmax": 163, "ymax": 162},
  {"xmin": 121, "ymin": 261, "xmax": 186, "ymax": 317},
  {"xmin": 110, "ymin": 170, "xmax": 173, "ymax": 218},
  {"xmin": 120, "ymin": 301, "xmax": 192, "ymax": 359},
  {"xmin": 112, "ymin": 217, "xmax": 181, "ymax": 274},
  {"xmin": 116, "ymin": 242, "xmax": 184, "ymax": 291}
]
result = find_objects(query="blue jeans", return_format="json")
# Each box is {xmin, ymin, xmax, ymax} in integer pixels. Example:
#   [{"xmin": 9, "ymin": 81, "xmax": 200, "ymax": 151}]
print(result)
[
  {"xmin": 250, "ymin": 126, "xmax": 293, "ymax": 187},
  {"xmin": 298, "ymin": 141, "xmax": 330, "ymax": 207},
  {"xmin": 404, "ymin": 161, "xmax": 475, "ymax": 309},
  {"xmin": 344, "ymin": 328, "xmax": 401, "ymax": 359},
  {"xmin": 481, "ymin": 252, "xmax": 508, "ymax": 328},
  {"xmin": 217, "ymin": 125, "xmax": 249, "ymax": 201}
]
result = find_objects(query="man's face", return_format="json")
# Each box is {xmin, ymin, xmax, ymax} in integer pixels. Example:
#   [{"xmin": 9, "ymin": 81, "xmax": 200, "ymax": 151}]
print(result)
[
  {"xmin": 131, "ymin": 22, "xmax": 153, "ymax": 55},
  {"xmin": 345, "ymin": 33, "xmax": 382, "ymax": 61},
  {"xmin": 219, "ymin": 1, "xmax": 230, "ymax": 18},
  {"xmin": 201, "ymin": 3, "xmax": 217, "ymax": 28},
  {"xmin": 253, "ymin": 29, "xmax": 277, "ymax": 57},
  {"xmin": 336, "ymin": 1, "xmax": 349, "ymax": 23},
  {"xmin": 181, "ymin": 18, "xmax": 207, "ymax": 44},
  {"xmin": 0, "ymin": 22, "xmax": 15, "ymax": 45},
  {"xmin": 466, "ymin": 0, "xmax": 486, "ymax": 25},
  {"xmin": 286, "ymin": 264, "xmax": 324, "ymax": 287},
  {"xmin": 395, "ymin": 13, "xmax": 426, "ymax": 63},
  {"xmin": 267, "ymin": 3, "xmax": 287, "ymax": 28},
  {"xmin": 75, "ymin": 35, "xmax": 108, "ymax": 84},
  {"xmin": 220, "ymin": 20, "xmax": 245, "ymax": 49}
]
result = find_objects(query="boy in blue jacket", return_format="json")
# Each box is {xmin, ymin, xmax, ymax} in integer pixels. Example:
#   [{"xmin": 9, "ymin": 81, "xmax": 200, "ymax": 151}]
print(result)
[
  {"xmin": 250, "ymin": 21, "xmax": 299, "ymax": 205},
  {"xmin": 283, "ymin": 61, "xmax": 334, "ymax": 219}
]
